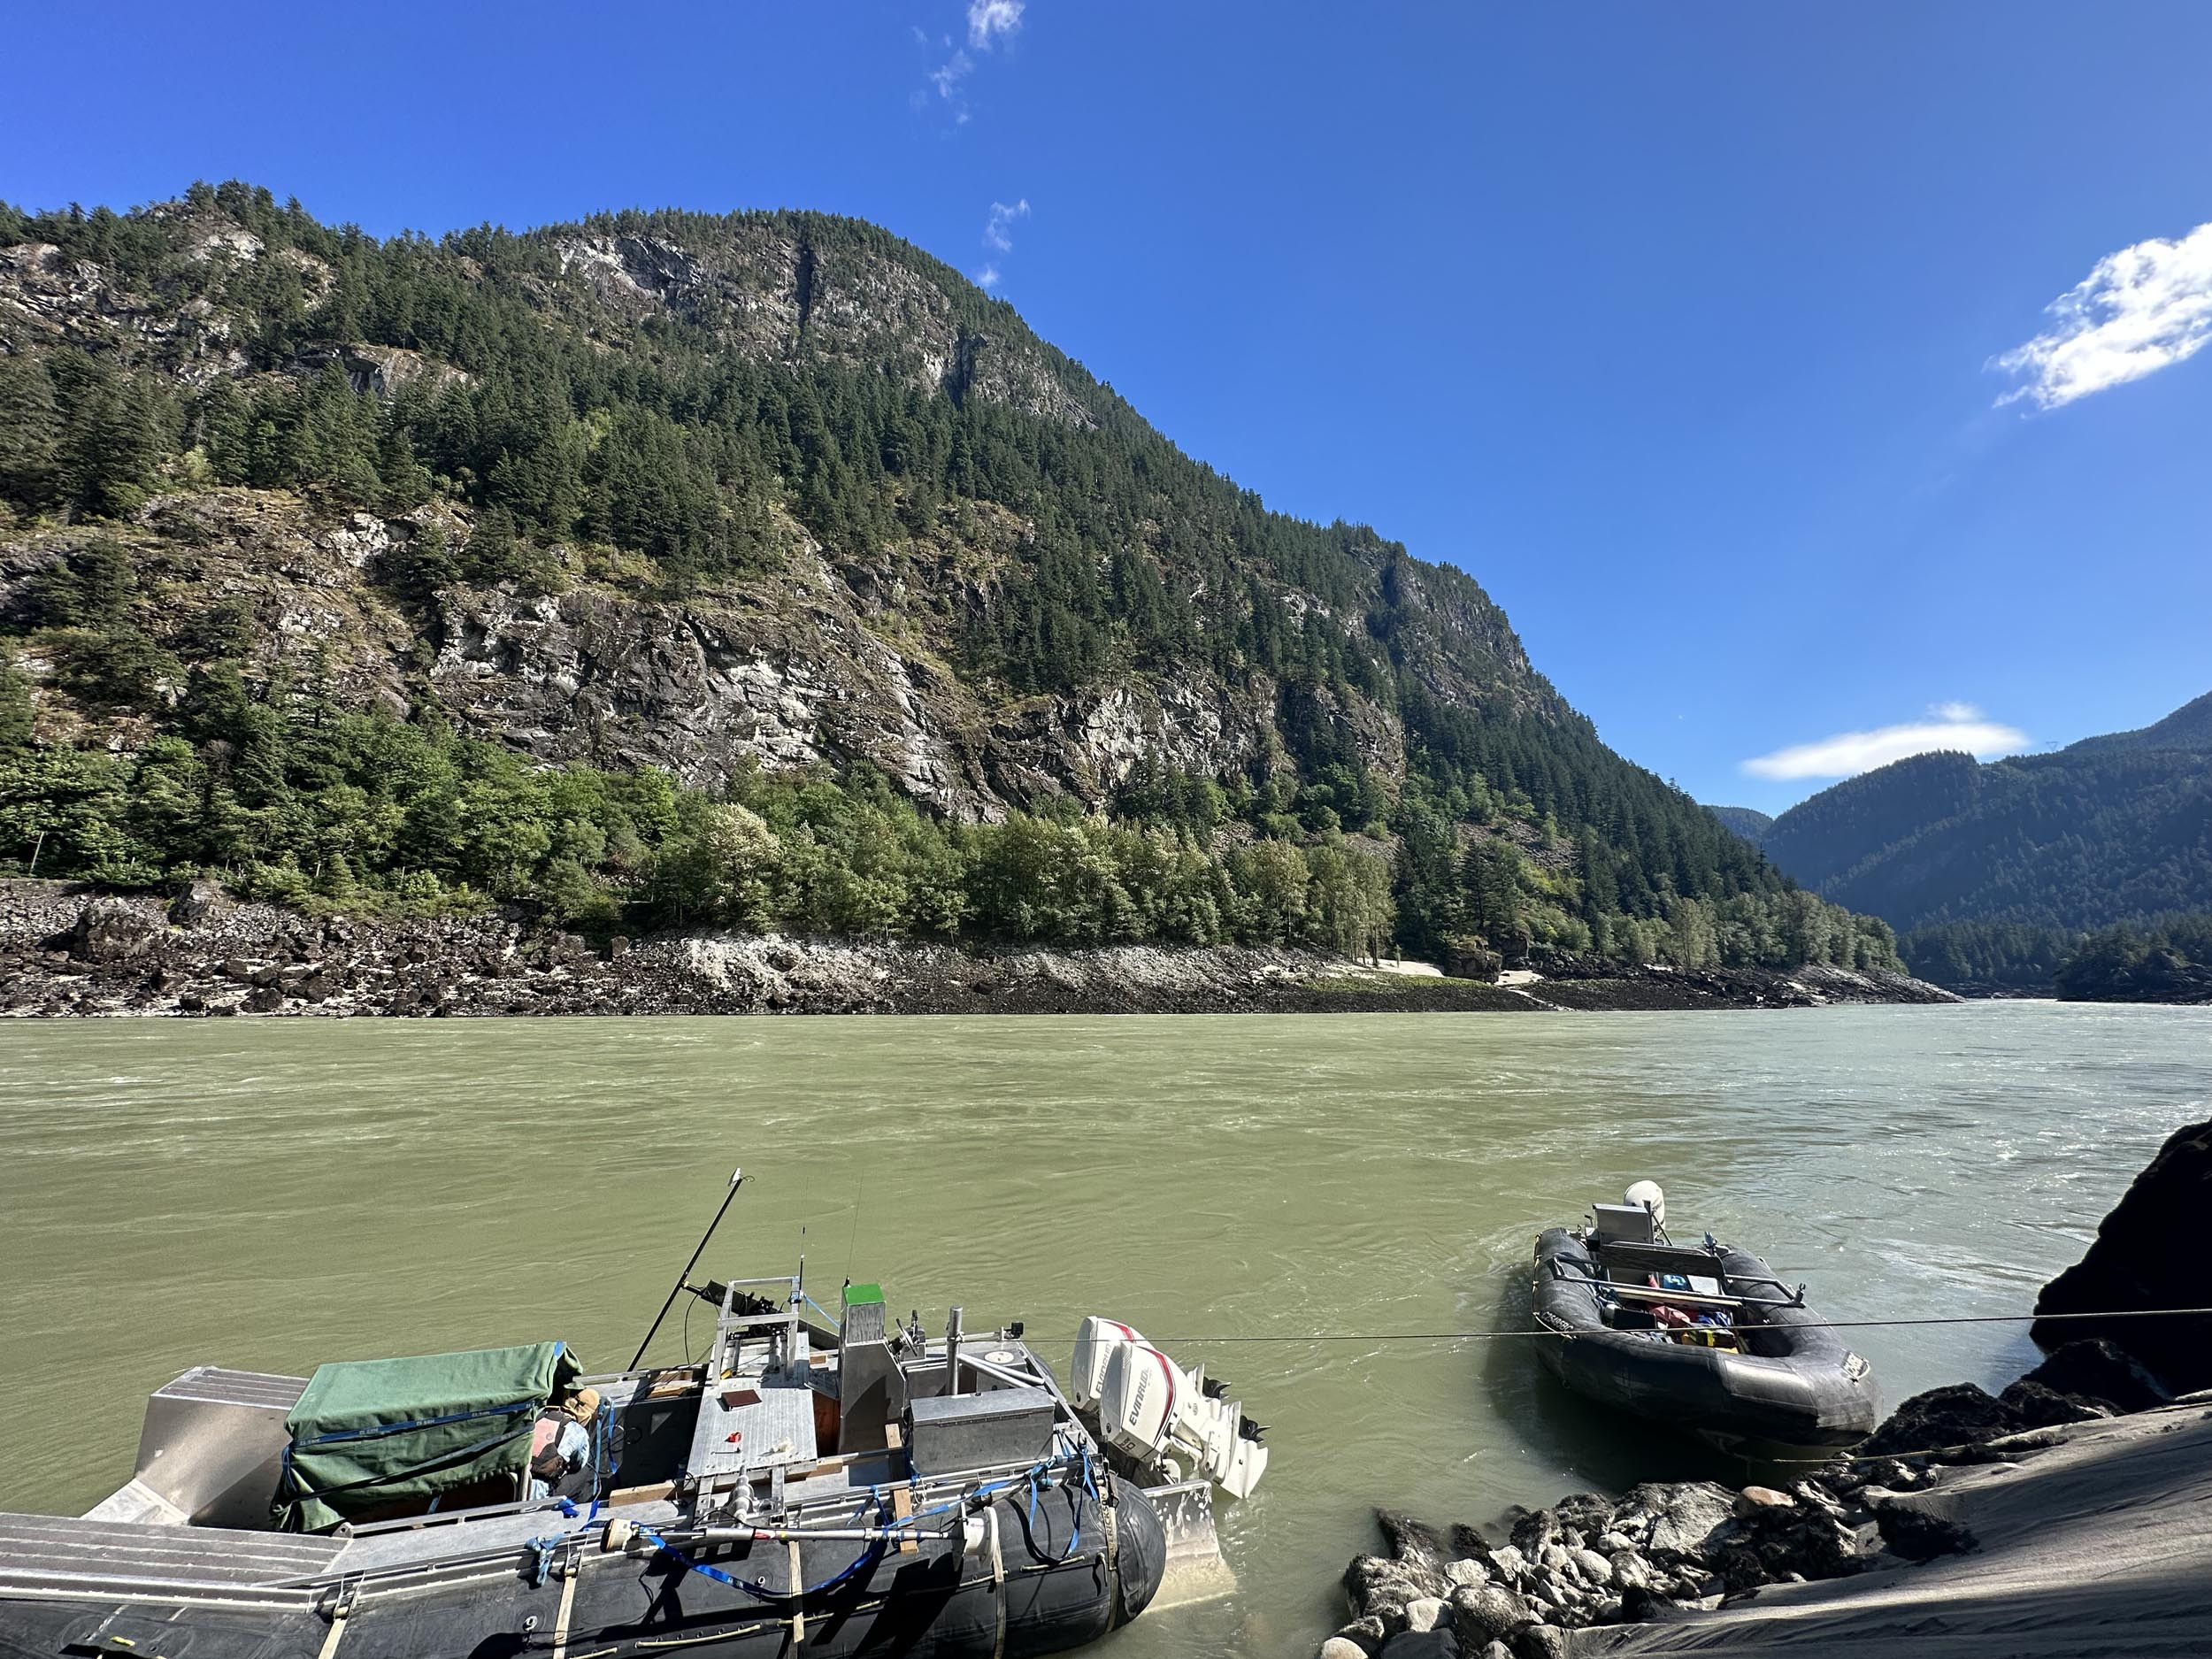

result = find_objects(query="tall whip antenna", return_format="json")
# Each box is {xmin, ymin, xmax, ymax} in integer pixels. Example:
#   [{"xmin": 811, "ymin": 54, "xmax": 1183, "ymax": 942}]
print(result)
[{"xmin": 631, "ymin": 1167, "xmax": 744, "ymax": 1371}]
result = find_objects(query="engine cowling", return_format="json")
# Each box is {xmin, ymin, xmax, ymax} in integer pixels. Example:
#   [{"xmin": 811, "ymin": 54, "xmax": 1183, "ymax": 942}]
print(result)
[{"xmin": 1070, "ymin": 1316, "xmax": 1268, "ymax": 1501}]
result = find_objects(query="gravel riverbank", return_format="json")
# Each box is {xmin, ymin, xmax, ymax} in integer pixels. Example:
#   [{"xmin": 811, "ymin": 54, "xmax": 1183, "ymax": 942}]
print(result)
[{"xmin": 0, "ymin": 880, "xmax": 1955, "ymax": 1018}]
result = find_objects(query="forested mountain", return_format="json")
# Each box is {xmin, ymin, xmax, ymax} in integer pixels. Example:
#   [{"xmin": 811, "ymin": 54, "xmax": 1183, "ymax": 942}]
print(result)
[
  {"xmin": 1751, "ymin": 698, "xmax": 2212, "ymax": 988},
  {"xmin": 0, "ymin": 183, "xmax": 1897, "ymax": 971},
  {"xmin": 2063, "ymin": 690, "xmax": 2212, "ymax": 757},
  {"xmin": 1704, "ymin": 805, "xmax": 1772, "ymax": 844}
]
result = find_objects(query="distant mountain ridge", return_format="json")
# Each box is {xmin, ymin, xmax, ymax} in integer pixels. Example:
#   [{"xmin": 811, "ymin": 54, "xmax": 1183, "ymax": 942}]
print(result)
[
  {"xmin": 1750, "ymin": 692, "xmax": 2212, "ymax": 987},
  {"xmin": 2062, "ymin": 690, "xmax": 2212, "ymax": 758},
  {"xmin": 1704, "ymin": 804, "xmax": 1773, "ymax": 844}
]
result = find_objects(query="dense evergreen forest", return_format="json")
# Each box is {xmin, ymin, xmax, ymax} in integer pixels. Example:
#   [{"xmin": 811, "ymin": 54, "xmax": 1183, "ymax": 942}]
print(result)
[
  {"xmin": 0, "ymin": 184, "xmax": 1900, "ymax": 972},
  {"xmin": 1703, "ymin": 805, "xmax": 1773, "ymax": 845},
  {"xmin": 2049, "ymin": 914, "xmax": 2212, "ymax": 1003},
  {"xmin": 1755, "ymin": 717, "xmax": 2212, "ymax": 988}
]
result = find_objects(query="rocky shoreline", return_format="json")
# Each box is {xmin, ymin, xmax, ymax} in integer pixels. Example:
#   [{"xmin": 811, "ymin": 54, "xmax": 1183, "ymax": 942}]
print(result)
[
  {"xmin": 1320, "ymin": 1118, "xmax": 2212, "ymax": 1657},
  {"xmin": 0, "ymin": 880, "xmax": 1955, "ymax": 1018}
]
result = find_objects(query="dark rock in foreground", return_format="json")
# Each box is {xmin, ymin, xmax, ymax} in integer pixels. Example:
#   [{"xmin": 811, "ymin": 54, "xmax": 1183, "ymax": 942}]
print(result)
[
  {"xmin": 2023, "ymin": 1338, "xmax": 2172, "ymax": 1415},
  {"xmin": 2033, "ymin": 1117, "xmax": 2212, "ymax": 1395}
]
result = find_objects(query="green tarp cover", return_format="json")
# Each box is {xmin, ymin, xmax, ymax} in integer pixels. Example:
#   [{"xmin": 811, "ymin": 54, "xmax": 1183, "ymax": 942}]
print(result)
[{"xmin": 276, "ymin": 1340, "xmax": 580, "ymax": 1532}]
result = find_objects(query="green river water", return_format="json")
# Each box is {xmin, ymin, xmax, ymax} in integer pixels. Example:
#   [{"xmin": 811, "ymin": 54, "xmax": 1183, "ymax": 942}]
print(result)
[{"xmin": 3, "ymin": 1002, "xmax": 2208, "ymax": 1655}]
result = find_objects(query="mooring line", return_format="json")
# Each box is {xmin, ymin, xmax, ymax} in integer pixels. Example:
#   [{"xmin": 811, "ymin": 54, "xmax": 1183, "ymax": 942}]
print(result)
[{"xmin": 1035, "ymin": 1305, "xmax": 2212, "ymax": 1345}]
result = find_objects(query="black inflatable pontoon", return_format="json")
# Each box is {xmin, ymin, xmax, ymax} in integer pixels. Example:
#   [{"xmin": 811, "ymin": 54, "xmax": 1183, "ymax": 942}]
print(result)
[{"xmin": 1532, "ymin": 1192, "xmax": 1878, "ymax": 1452}]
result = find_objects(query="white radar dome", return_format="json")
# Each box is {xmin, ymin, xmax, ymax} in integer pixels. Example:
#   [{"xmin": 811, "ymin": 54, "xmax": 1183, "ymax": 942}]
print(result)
[{"xmin": 1624, "ymin": 1180, "xmax": 1666, "ymax": 1228}]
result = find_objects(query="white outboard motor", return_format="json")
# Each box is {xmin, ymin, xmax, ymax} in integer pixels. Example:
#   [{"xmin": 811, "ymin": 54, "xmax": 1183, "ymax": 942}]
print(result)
[
  {"xmin": 1624, "ymin": 1180, "xmax": 1666, "ymax": 1229},
  {"xmin": 1070, "ymin": 1316, "xmax": 1268, "ymax": 1501}
]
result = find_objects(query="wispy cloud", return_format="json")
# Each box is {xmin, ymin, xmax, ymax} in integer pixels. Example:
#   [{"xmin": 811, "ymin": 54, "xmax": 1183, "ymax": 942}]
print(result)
[
  {"xmin": 967, "ymin": 0, "xmax": 1024, "ymax": 49},
  {"xmin": 926, "ymin": 48, "xmax": 974, "ymax": 120},
  {"xmin": 1742, "ymin": 703, "xmax": 2028, "ymax": 781},
  {"xmin": 975, "ymin": 263, "xmax": 1002, "ymax": 291},
  {"xmin": 917, "ymin": 3, "xmax": 1025, "ymax": 127},
  {"xmin": 983, "ymin": 198, "xmax": 1029, "ymax": 254},
  {"xmin": 1993, "ymin": 220, "xmax": 2212, "ymax": 410}
]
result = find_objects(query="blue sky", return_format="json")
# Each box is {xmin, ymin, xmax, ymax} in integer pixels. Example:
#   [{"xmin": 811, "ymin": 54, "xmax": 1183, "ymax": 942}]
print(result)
[{"xmin": 8, "ymin": 1, "xmax": 2209, "ymax": 813}]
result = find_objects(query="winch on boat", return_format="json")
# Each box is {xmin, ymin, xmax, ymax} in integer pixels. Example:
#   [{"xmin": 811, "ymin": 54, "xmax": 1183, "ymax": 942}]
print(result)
[
  {"xmin": 0, "ymin": 1175, "xmax": 1269, "ymax": 1659},
  {"xmin": 1530, "ymin": 1182, "xmax": 1880, "ymax": 1453}
]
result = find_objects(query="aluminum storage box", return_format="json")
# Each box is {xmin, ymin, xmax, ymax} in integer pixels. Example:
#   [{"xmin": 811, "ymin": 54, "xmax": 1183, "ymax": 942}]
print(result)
[{"xmin": 905, "ymin": 1386, "xmax": 1056, "ymax": 1474}]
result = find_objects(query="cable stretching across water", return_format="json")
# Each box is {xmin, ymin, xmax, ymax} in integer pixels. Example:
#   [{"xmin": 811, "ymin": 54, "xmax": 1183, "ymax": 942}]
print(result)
[{"xmin": 1033, "ymin": 1305, "xmax": 2212, "ymax": 1345}]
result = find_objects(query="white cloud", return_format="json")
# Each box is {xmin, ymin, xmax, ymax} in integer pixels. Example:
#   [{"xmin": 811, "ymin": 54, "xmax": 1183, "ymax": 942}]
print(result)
[
  {"xmin": 1742, "ymin": 705, "xmax": 2028, "ymax": 781},
  {"xmin": 1993, "ymin": 220, "xmax": 2212, "ymax": 410},
  {"xmin": 929, "ymin": 50, "xmax": 972, "ymax": 100},
  {"xmin": 967, "ymin": 0, "xmax": 1024, "ymax": 49},
  {"xmin": 983, "ymin": 198, "xmax": 1029, "ymax": 253},
  {"xmin": 974, "ymin": 263, "xmax": 1002, "ymax": 290}
]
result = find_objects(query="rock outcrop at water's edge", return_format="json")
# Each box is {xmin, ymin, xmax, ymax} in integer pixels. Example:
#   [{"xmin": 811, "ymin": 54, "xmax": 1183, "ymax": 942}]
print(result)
[
  {"xmin": 0, "ymin": 880, "xmax": 1955, "ymax": 1019},
  {"xmin": 1321, "ymin": 1119, "xmax": 2212, "ymax": 1657},
  {"xmin": 2032, "ymin": 1117, "xmax": 2212, "ymax": 1395}
]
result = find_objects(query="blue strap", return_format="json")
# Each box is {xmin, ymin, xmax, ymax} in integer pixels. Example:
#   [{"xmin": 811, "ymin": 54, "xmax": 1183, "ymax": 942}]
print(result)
[
  {"xmin": 524, "ymin": 1534, "xmax": 560, "ymax": 1588},
  {"xmin": 1022, "ymin": 1446, "xmax": 1092, "ymax": 1565},
  {"xmin": 635, "ymin": 1495, "xmax": 887, "ymax": 1603}
]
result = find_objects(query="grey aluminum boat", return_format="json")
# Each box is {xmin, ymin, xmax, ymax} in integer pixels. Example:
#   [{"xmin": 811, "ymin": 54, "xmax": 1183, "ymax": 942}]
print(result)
[
  {"xmin": 0, "ymin": 1258, "xmax": 1261, "ymax": 1658},
  {"xmin": 1532, "ymin": 1185, "xmax": 1880, "ymax": 1453}
]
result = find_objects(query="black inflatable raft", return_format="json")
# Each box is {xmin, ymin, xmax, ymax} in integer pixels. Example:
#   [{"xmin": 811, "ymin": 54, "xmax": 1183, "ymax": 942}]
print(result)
[{"xmin": 1532, "ymin": 1217, "xmax": 1878, "ymax": 1452}]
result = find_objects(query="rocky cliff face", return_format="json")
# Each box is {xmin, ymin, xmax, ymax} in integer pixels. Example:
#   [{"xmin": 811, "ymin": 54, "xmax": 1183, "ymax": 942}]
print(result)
[
  {"xmin": 0, "ymin": 483, "xmax": 1305, "ymax": 820},
  {"xmin": 0, "ymin": 198, "xmax": 1559, "ymax": 824},
  {"xmin": 544, "ymin": 222, "xmax": 1099, "ymax": 430}
]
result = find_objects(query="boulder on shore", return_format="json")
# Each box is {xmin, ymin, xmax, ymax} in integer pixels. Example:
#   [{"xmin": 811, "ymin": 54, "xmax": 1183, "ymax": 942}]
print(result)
[
  {"xmin": 65, "ymin": 896, "xmax": 164, "ymax": 962},
  {"xmin": 2032, "ymin": 1116, "xmax": 2212, "ymax": 1394},
  {"xmin": 1855, "ymin": 1382, "xmax": 2024, "ymax": 1458},
  {"xmin": 2021, "ymin": 1338, "xmax": 2171, "ymax": 1414}
]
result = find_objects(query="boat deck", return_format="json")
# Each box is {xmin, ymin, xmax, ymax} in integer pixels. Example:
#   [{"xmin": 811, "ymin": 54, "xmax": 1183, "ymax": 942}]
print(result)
[{"xmin": 0, "ymin": 1512, "xmax": 340, "ymax": 1601}]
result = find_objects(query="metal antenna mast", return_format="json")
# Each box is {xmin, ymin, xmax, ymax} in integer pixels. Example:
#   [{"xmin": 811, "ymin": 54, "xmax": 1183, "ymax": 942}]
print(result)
[{"xmin": 630, "ymin": 1167, "xmax": 744, "ymax": 1370}]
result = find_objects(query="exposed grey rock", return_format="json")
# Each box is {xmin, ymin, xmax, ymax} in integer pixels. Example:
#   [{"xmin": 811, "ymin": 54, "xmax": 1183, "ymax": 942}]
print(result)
[
  {"xmin": 1446, "ymin": 1582, "xmax": 1532, "ymax": 1644},
  {"xmin": 66, "ymin": 897, "xmax": 163, "ymax": 962},
  {"xmin": 1320, "ymin": 1638, "xmax": 1375, "ymax": 1659},
  {"xmin": 1330, "ymin": 1617, "xmax": 1388, "ymax": 1655},
  {"xmin": 1447, "ymin": 1524, "xmax": 1495, "ymax": 1562},
  {"xmin": 1638, "ymin": 1482, "xmax": 1738, "ymax": 1560},
  {"xmin": 1404, "ymin": 1597, "xmax": 1447, "ymax": 1633},
  {"xmin": 1484, "ymin": 1545, "xmax": 1528, "ymax": 1584},
  {"xmin": 1571, "ymin": 1548, "xmax": 1613, "ymax": 1585},
  {"xmin": 1510, "ymin": 1624, "xmax": 1566, "ymax": 1659},
  {"xmin": 1508, "ymin": 1509, "xmax": 1555, "ymax": 1555},
  {"xmin": 1344, "ymin": 1555, "xmax": 1447, "ymax": 1634},
  {"xmin": 167, "ymin": 879, "xmax": 224, "ymax": 927},
  {"xmin": 1377, "ymin": 1511, "xmax": 1459, "ymax": 1578}
]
